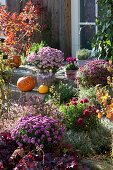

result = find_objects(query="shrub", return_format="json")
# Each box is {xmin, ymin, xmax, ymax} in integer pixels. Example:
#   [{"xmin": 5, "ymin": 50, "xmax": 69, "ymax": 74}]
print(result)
[
  {"xmin": 92, "ymin": 0, "xmax": 113, "ymax": 61},
  {"xmin": 45, "ymin": 82, "xmax": 78, "ymax": 105},
  {"xmin": 11, "ymin": 116, "xmax": 64, "ymax": 150},
  {"xmin": 2, "ymin": 96, "xmax": 66, "ymax": 131},
  {"xmin": 66, "ymin": 57, "xmax": 79, "ymax": 70},
  {"xmin": 60, "ymin": 98, "xmax": 99, "ymax": 132},
  {"xmin": 66, "ymin": 64, "xmax": 79, "ymax": 70},
  {"xmin": 76, "ymin": 59, "xmax": 113, "ymax": 87},
  {"xmin": 79, "ymin": 87, "xmax": 101, "ymax": 109},
  {"xmin": 14, "ymin": 151, "xmax": 80, "ymax": 169},
  {"xmin": 63, "ymin": 124, "xmax": 112, "ymax": 156},
  {"xmin": 30, "ymin": 41, "xmax": 47, "ymax": 54},
  {"xmin": 26, "ymin": 47, "xmax": 64, "ymax": 73},
  {"xmin": 96, "ymin": 60, "xmax": 113, "ymax": 121},
  {"xmin": 76, "ymin": 49, "xmax": 91, "ymax": 60},
  {"xmin": 0, "ymin": 131, "xmax": 18, "ymax": 166}
]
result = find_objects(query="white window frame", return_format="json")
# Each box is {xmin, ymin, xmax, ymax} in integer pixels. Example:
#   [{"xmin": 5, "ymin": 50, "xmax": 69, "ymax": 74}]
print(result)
[{"xmin": 71, "ymin": 0, "xmax": 98, "ymax": 57}]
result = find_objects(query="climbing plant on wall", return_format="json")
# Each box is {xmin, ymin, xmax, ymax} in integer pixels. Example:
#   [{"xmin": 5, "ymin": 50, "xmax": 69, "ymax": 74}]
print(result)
[{"xmin": 92, "ymin": 0, "xmax": 113, "ymax": 61}]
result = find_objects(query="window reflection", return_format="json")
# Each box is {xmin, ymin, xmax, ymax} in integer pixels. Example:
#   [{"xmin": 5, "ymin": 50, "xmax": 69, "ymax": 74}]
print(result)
[
  {"xmin": 80, "ymin": 25, "xmax": 95, "ymax": 50},
  {"xmin": 80, "ymin": 0, "xmax": 95, "ymax": 22}
]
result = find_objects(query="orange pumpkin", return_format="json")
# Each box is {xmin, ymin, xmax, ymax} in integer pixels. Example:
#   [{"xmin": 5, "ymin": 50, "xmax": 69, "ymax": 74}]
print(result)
[
  {"xmin": 9, "ymin": 55, "xmax": 21, "ymax": 68},
  {"xmin": 17, "ymin": 76, "xmax": 36, "ymax": 92},
  {"xmin": 38, "ymin": 84, "xmax": 49, "ymax": 94}
]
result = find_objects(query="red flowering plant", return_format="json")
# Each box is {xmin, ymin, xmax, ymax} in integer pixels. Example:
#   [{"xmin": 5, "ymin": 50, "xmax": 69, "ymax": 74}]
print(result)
[
  {"xmin": 60, "ymin": 98, "xmax": 100, "ymax": 131},
  {"xmin": 66, "ymin": 57, "xmax": 79, "ymax": 71},
  {"xmin": 76, "ymin": 59, "xmax": 113, "ymax": 87}
]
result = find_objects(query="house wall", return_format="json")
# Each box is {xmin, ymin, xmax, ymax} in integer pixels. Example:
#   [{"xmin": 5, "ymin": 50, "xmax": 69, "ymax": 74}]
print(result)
[{"xmin": 5, "ymin": 0, "xmax": 71, "ymax": 58}]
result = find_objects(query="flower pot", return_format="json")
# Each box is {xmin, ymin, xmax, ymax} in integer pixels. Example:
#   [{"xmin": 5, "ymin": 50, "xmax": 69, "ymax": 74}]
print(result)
[
  {"xmin": 37, "ymin": 72, "xmax": 56, "ymax": 87},
  {"xmin": 77, "ymin": 58, "xmax": 95, "ymax": 66},
  {"xmin": 65, "ymin": 70, "xmax": 78, "ymax": 79}
]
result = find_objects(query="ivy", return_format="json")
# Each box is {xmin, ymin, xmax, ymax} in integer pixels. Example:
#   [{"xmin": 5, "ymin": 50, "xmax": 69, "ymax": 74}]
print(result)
[{"xmin": 92, "ymin": 0, "xmax": 113, "ymax": 61}]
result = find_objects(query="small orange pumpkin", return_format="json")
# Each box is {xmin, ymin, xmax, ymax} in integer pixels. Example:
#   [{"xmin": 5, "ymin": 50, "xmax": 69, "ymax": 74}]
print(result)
[
  {"xmin": 9, "ymin": 55, "xmax": 21, "ymax": 68},
  {"xmin": 17, "ymin": 76, "xmax": 36, "ymax": 92},
  {"xmin": 38, "ymin": 84, "xmax": 49, "ymax": 94}
]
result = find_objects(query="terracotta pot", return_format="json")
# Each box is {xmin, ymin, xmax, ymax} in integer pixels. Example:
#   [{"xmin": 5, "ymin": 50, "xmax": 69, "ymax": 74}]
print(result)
[{"xmin": 65, "ymin": 70, "xmax": 78, "ymax": 79}]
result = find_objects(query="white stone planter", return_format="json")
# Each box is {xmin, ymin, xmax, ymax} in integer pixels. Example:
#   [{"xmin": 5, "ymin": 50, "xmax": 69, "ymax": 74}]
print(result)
[{"xmin": 77, "ymin": 58, "xmax": 95, "ymax": 66}]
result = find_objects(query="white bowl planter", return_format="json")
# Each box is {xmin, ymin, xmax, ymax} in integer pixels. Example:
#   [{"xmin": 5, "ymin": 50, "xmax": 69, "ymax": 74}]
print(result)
[{"xmin": 77, "ymin": 58, "xmax": 95, "ymax": 66}]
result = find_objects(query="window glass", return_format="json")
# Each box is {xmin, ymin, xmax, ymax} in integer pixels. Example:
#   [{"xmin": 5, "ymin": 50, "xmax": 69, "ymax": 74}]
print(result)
[
  {"xmin": 0, "ymin": 0, "xmax": 6, "ymax": 5},
  {"xmin": 80, "ymin": 0, "xmax": 95, "ymax": 22},
  {"xmin": 80, "ymin": 25, "xmax": 95, "ymax": 50}
]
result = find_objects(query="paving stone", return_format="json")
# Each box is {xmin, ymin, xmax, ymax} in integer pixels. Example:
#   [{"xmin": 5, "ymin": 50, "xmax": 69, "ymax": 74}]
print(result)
[{"xmin": 8, "ymin": 59, "xmax": 95, "ymax": 101}]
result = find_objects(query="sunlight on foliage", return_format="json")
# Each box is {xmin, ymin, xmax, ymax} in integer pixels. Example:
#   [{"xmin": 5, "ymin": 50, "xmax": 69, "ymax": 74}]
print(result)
[{"xmin": 96, "ymin": 60, "xmax": 113, "ymax": 121}]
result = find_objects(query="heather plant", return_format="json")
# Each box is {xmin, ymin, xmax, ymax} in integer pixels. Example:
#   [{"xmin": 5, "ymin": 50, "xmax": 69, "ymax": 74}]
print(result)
[
  {"xmin": 46, "ymin": 82, "xmax": 78, "ymax": 105},
  {"xmin": 26, "ymin": 47, "xmax": 64, "ymax": 73},
  {"xmin": 60, "ymin": 98, "xmax": 100, "ymax": 131},
  {"xmin": 63, "ymin": 123, "xmax": 112, "ymax": 156},
  {"xmin": 2, "ymin": 96, "xmax": 66, "ymax": 131},
  {"xmin": 11, "ymin": 115, "xmax": 64, "ymax": 150},
  {"xmin": 76, "ymin": 59, "xmax": 113, "ymax": 87}
]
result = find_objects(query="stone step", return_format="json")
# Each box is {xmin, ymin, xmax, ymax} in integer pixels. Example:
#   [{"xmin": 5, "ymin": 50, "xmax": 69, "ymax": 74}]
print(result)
[
  {"xmin": 10, "ymin": 65, "xmax": 76, "ymax": 87},
  {"xmin": 7, "ymin": 83, "xmax": 47, "ymax": 102}
]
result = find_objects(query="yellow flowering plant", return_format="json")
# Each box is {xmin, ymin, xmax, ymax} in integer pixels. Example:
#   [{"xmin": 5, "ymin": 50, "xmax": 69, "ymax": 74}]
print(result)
[{"xmin": 96, "ymin": 60, "xmax": 113, "ymax": 121}]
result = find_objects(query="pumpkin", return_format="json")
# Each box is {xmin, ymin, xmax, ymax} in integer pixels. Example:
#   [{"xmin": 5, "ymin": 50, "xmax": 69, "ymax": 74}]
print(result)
[
  {"xmin": 38, "ymin": 84, "xmax": 49, "ymax": 94},
  {"xmin": 17, "ymin": 76, "xmax": 36, "ymax": 92},
  {"xmin": 9, "ymin": 55, "xmax": 21, "ymax": 68}
]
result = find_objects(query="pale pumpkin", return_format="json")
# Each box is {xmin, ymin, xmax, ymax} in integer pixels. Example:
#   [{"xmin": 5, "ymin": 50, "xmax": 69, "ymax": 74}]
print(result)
[
  {"xmin": 9, "ymin": 55, "xmax": 21, "ymax": 68},
  {"xmin": 17, "ymin": 76, "xmax": 36, "ymax": 92},
  {"xmin": 38, "ymin": 84, "xmax": 49, "ymax": 94}
]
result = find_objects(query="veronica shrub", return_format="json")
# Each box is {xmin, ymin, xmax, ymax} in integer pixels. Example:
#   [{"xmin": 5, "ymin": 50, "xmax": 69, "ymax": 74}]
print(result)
[
  {"xmin": 26, "ymin": 46, "xmax": 64, "ymax": 73},
  {"xmin": 76, "ymin": 59, "xmax": 113, "ymax": 87},
  {"xmin": 45, "ymin": 82, "xmax": 78, "ymax": 105},
  {"xmin": 60, "ymin": 98, "xmax": 100, "ymax": 131},
  {"xmin": 11, "ymin": 116, "xmax": 64, "ymax": 150}
]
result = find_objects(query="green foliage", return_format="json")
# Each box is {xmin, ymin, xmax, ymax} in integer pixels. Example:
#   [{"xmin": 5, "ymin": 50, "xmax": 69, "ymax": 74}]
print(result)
[
  {"xmin": 79, "ymin": 87, "xmax": 101, "ymax": 109},
  {"xmin": 45, "ymin": 82, "xmax": 78, "ymax": 105},
  {"xmin": 66, "ymin": 64, "xmax": 79, "ymax": 70},
  {"xmin": 0, "ymin": 56, "xmax": 12, "ymax": 117},
  {"xmin": 76, "ymin": 49, "xmax": 91, "ymax": 60},
  {"xmin": 92, "ymin": 0, "xmax": 113, "ymax": 61},
  {"xmin": 21, "ymin": 56, "xmax": 27, "ymax": 65},
  {"xmin": 30, "ymin": 41, "xmax": 47, "ymax": 54},
  {"xmin": 60, "ymin": 98, "xmax": 99, "ymax": 132},
  {"xmin": 63, "ymin": 124, "xmax": 112, "ymax": 156},
  {"xmin": 76, "ymin": 59, "xmax": 112, "ymax": 87}
]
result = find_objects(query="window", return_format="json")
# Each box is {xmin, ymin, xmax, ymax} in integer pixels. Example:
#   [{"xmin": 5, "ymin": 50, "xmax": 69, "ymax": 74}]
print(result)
[
  {"xmin": 0, "ymin": 0, "xmax": 6, "ymax": 6},
  {"xmin": 80, "ymin": 0, "xmax": 98, "ymax": 49}
]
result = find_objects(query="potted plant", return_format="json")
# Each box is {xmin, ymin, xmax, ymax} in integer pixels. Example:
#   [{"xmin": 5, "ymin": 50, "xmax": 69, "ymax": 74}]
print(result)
[
  {"xmin": 26, "ymin": 46, "xmax": 64, "ymax": 87},
  {"xmin": 76, "ymin": 49, "xmax": 91, "ymax": 60},
  {"xmin": 65, "ymin": 57, "xmax": 79, "ymax": 79},
  {"xmin": 76, "ymin": 49, "xmax": 94, "ymax": 66}
]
